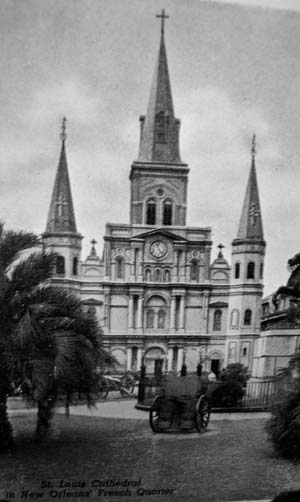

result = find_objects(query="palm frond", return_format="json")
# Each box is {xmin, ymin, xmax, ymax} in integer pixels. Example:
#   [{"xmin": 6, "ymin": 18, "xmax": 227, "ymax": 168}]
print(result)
[
  {"xmin": 0, "ymin": 229, "xmax": 40, "ymax": 270},
  {"xmin": 8, "ymin": 252, "xmax": 56, "ymax": 294}
]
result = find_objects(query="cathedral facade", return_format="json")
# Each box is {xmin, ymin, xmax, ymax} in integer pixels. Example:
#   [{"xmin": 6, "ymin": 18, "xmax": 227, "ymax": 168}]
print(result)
[{"xmin": 42, "ymin": 16, "xmax": 266, "ymax": 378}]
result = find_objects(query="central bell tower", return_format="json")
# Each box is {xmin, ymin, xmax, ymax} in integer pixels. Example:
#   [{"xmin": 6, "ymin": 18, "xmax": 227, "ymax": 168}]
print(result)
[{"xmin": 129, "ymin": 9, "xmax": 189, "ymax": 228}]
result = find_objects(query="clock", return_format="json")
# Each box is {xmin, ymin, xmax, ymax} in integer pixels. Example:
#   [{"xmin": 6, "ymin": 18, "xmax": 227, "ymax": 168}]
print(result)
[{"xmin": 150, "ymin": 240, "xmax": 167, "ymax": 259}]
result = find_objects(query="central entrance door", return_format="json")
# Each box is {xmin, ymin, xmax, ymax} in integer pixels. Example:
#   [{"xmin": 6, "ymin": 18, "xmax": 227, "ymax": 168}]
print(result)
[
  {"xmin": 154, "ymin": 359, "xmax": 163, "ymax": 379},
  {"xmin": 144, "ymin": 347, "xmax": 165, "ymax": 375}
]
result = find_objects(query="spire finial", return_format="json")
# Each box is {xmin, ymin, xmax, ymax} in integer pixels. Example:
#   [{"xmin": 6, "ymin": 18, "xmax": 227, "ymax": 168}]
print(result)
[
  {"xmin": 251, "ymin": 134, "xmax": 256, "ymax": 159},
  {"xmin": 60, "ymin": 117, "xmax": 67, "ymax": 143},
  {"xmin": 156, "ymin": 9, "xmax": 169, "ymax": 35},
  {"xmin": 217, "ymin": 243, "xmax": 225, "ymax": 259},
  {"xmin": 90, "ymin": 238, "xmax": 97, "ymax": 256}
]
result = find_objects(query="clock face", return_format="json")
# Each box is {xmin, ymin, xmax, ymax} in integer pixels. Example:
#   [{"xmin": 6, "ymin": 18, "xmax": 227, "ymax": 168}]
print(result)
[{"xmin": 150, "ymin": 240, "xmax": 167, "ymax": 259}]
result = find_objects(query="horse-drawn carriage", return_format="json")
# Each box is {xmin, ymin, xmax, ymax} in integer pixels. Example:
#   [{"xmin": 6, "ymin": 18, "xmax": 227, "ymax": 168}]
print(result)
[
  {"xmin": 149, "ymin": 374, "xmax": 210, "ymax": 433},
  {"xmin": 97, "ymin": 373, "xmax": 137, "ymax": 399}
]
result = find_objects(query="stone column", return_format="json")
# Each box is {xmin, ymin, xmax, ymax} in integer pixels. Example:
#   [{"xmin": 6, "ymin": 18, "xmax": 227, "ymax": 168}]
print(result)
[
  {"xmin": 170, "ymin": 296, "xmax": 176, "ymax": 330},
  {"xmin": 177, "ymin": 348, "xmax": 184, "ymax": 372},
  {"xmin": 172, "ymin": 250, "xmax": 178, "ymax": 282},
  {"xmin": 130, "ymin": 248, "xmax": 135, "ymax": 280},
  {"xmin": 137, "ymin": 248, "xmax": 143, "ymax": 281},
  {"xmin": 179, "ymin": 296, "xmax": 185, "ymax": 329},
  {"xmin": 128, "ymin": 295, "xmax": 134, "ymax": 329},
  {"xmin": 180, "ymin": 251, "xmax": 186, "ymax": 282},
  {"xmin": 137, "ymin": 348, "xmax": 143, "ymax": 370},
  {"xmin": 203, "ymin": 291, "xmax": 209, "ymax": 320},
  {"xmin": 167, "ymin": 347, "xmax": 173, "ymax": 372},
  {"xmin": 104, "ymin": 289, "xmax": 111, "ymax": 331},
  {"xmin": 137, "ymin": 296, "xmax": 144, "ymax": 330},
  {"xmin": 127, "ymin": 347, "xmax": 132, "ymax": 371}
]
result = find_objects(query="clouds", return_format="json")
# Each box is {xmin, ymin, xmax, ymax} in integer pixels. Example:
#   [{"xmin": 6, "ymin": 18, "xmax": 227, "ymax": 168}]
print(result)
[
  {"xmin": 177, "ymin": 86, "xmax": 280, "ymax": 222},
  {"xmin": 0, "ymin": 1, "xmax": 299, "ymax": 296}
]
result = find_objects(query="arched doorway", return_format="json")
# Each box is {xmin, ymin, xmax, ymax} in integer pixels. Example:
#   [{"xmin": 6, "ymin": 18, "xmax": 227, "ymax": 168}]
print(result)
[
  {"xmin": 209, "ymin": 351, "xmax": 224, "ymax": 379},
  {"xmin": 144, "ymin": 346, "xmax": 166, "ymax": 377}
]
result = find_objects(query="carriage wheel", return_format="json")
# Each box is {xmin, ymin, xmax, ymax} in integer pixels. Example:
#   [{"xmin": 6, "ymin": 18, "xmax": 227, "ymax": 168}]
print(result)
[
  {"xmin": 195, "ymin": 396, "xmax": 210, "ymax": 433},
  {"xmin": 149, "ymin": 396, "xmax": 162, "ymax": 433},
  {"xmin": 98, "ymin": 379, "xmax": 109, "ymax": 400},
  {"xmin": 120, "ymin": 386, "xmax": 131, "ymax": 398}
]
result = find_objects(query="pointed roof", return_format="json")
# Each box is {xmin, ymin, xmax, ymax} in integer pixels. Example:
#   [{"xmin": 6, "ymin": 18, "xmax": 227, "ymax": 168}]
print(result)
[
  {"xmin": 45, "ymin": 118, "xmax": 77, "ymax": 234},
  {"xmin": 138, "ymin": 10, "xmax": 182, "ymax": 164},
  {"xmin": 236, "ymin": 135, "xmax": 264, "ymax": 241},
  {"xmin": 131, "ymin": 227, "xmax": 188, "ymax": 242}
]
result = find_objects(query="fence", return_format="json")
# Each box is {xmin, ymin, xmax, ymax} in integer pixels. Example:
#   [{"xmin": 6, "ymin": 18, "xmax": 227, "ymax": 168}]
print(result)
[{"xmin": 137, "ymin": 376, "xmax": 276, "ymax": 411}]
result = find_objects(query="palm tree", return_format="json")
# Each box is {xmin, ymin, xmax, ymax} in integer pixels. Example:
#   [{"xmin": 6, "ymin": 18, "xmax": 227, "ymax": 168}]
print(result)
[{"xmin": 0, "ymin": 223, "xmax": 111, "ymax": 452}]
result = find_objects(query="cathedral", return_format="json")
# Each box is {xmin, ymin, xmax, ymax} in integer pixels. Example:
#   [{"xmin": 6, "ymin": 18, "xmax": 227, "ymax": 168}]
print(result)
[{"xmin": 42, "ymin": 13, "xmax": 266, "ymax": 378}]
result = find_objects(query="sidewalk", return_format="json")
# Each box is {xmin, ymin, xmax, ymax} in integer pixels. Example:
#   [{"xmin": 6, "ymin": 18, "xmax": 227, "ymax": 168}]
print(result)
[
  {"xmin": 9, "ymin": 398, "xmax": 271, "ymax": 421},
  {"xmin": 58, "ymin": 399, "xmax": 270, "ymax": 420}
]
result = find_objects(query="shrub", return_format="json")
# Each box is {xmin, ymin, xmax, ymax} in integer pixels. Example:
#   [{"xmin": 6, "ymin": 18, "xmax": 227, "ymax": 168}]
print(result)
[
  {"xmin": 210, "ymin": 363, "xmax": 248, "ymax": 408},
  {"xmin": 211, "ymin": 381, "xmax": 245, "ymax": 407}
]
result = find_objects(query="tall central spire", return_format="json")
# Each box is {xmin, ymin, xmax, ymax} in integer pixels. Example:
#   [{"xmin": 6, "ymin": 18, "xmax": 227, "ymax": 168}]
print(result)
[{"xmin": 138, "ymin": 10, "xmax": 182, "ymax": 164}]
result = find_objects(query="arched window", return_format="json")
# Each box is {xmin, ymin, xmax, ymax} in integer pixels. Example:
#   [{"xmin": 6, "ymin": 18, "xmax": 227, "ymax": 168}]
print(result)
[
  {"xmin": 244, "ymin": 309, "xmax": 252, "ymax": 326},
  {"xmin": 260, "ymin": 263, "xmax": 264, "ymax": 279},
  {"xmin": 190, "ymin": 260, "xmax": 199, "ymax": 282},
  {"xmin": 155, "ymin": 268, "xmax": 162, "ymax": 282},
  {"xmin": 163, "ymin": 200, "xmax": 172, "ymax": 225},
  {"xmin": 164, "ymin": 269, "xmax": 170, "ymax": 282},
  {"xmin": 56, "ymin": 256, "xmax": 65, "ymax": 274},
  {"xmin": 116, "ymin": 257, "xmax": 124, "ymax": 279},
  {"xmin": 146, "ymin": 309, "xmax": 155, "ymax": 329},
  {"xmin": 145, "ymin": 268, "xmax": 151, "ymax": 281},
  {"xmin": 230, "ymin": 309, "xmax": 240, "ymax": 328},
  {"xmin": 262, "ymin": 303, "xmax": 269, "ymax": 316},
  {"xmin": 247, "ymin": 262, "xmax": 255, "ymax": 279},
  {"xmin": 235, "ymin": 262, "xmax": 240, "ymax": 279},
  {"xmin": 73, "ymin": 257, "xmax": 78, "ymax": 276},
  {"xmin": 213, "ymin": 310, "xmax": 222, "ymax": 331},
  {"xmin": 158, "ymin": 309, "xmax": 166, "ymax": 329},
  {"xmin": 146, "ymin": 199, "xmax": 156, "ymax": 225},
  {"xmin": 146, "ymin": 295, "xmax": 167, "ymax": 331},
  {"xmin": 155, "ymin": 111, "xmax": 169, "ymax": 143}
]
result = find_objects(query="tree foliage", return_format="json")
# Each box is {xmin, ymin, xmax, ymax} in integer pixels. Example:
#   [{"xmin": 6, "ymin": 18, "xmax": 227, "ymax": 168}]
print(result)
[{"xmin": 0, "ymin": 223, "xmax": 112, "ymax": 452}]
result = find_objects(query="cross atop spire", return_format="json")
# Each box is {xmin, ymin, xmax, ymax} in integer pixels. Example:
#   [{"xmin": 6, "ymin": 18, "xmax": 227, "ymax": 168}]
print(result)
[
  {"xmin": 217, "ymin": 243, "xmax": 225, "ymax": 259},
  {"xmin": 156, "ymin": 9, "xmax": 169, "ymax": 35},
  {"xmin": 90, "ymin": 238, "xmax": 97, "ymax": 256},
  {"xmin": 251, "ymin": 133, "xmax": 256, "ymax": 159},
  {"xmin": 60, "ymin": 116, "xmax": 67, "ymax": 143}
]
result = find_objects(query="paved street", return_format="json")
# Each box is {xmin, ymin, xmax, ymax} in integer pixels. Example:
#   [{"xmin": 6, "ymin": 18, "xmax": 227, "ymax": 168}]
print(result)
[{"xmin": 5, "ymin": 399, "xmax": 296, "ymax": 502}]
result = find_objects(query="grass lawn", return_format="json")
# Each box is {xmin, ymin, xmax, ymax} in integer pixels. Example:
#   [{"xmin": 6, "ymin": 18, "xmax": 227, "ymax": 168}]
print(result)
[{"xmin": 1, "ymin": 412, "xmax": 300, "ymax": 502}]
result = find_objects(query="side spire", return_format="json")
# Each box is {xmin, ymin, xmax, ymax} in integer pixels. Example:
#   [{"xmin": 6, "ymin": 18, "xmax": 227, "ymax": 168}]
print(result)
[
  {"xmin": 138, "ymin": 10, "xmax": 182, "ymax": 163},
  {"xmin": 45, "ymin": 118, "xmax": 77, "ymax": 233},
  {"xmin": 236, "ymin": 135, "xmax": 264, "ymax": 240}
]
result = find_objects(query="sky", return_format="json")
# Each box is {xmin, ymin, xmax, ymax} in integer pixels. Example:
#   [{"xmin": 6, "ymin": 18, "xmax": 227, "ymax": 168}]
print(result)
[{"xmin": 0, "ymin": 0, "xmax": 300, "ymax": 295}]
